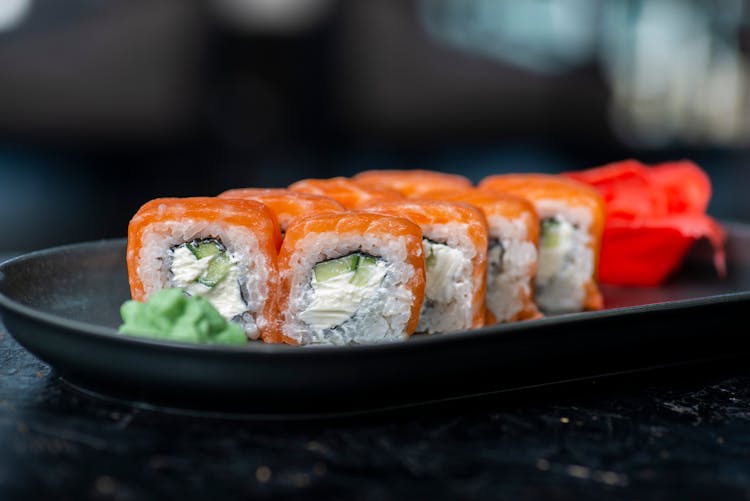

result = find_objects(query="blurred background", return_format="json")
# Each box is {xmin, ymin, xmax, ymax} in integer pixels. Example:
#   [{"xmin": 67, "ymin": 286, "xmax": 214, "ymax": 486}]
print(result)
[{"xmin": 1, "ymin": 0, "xmax": 750, "ymax": 251}]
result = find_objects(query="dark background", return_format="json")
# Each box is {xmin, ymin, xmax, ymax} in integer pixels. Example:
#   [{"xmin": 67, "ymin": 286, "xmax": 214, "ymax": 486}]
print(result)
[
  {"xmin": 1, "ymin": 0, "xmax": 749, "ymax": 251},
  {"xmin": 3, "ymin": 4, "xmax": 750, "ymax": 499}
]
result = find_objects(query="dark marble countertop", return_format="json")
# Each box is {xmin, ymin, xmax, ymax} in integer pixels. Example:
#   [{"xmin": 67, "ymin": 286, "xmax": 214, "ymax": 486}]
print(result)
[
  {"xmin": 2, "ymin": 250, "xmax": 750, "ymax": 501},
  {"xmin": 3, "ymin": 321, "xmax": 750, "ymax": 500}
]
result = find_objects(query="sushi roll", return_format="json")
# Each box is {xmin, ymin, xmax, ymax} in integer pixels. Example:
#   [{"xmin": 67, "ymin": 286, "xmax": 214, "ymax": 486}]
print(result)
[
  {"xmin": 217, "ymin": 188, "xmax": 346, "ymax": 233},
  {"xmin": 126, "ymin": 197, "xmax": 281, "ymax": 340},
  {"xmin": 268, "ymin": 211, "xmax": 426, "ymax": 345},
  {"xmin": 424, "ymin": 189, "xmax": 542, "ymax": 324},
  {"xmin": 478, "ymin": 174, "xmax": 605, "ymax": 314},
  {"xmin": 363, "ymin": 199, "xmax": 488, "ymax": 334},
  {"xmin": 353, "ymin": 169, "xmax": 473, "ymax": 198},
  {"xmin": 288, "ymin": 177, "xmax": 403, "ymax": 209}
]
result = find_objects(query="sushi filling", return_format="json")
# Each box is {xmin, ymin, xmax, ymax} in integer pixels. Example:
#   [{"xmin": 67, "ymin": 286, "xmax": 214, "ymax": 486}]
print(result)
[
  {"xmin": 167, "ymin": 238, "xmax": 247, "ymax": 322},
  {"xmin": 534, "ymin": 215, "xmax": 595, "ymax": 314},
  {"xmin": 418, "ymin": 238, "xmax": 471, "ymax": 333},
  {"xmin": 485, "ymin": 238, "xmax": 507, "ymax": 318},
  {"xmin": 487, "ymin": 238, "xmax": 505, "ymax": 282},
  {"xmin": 536, "ymin": 217, "xmax": 577, "ymax": 289},
  {"xmin": 298, "ymin": 253, "xmax": 388, "ymax": 330}
]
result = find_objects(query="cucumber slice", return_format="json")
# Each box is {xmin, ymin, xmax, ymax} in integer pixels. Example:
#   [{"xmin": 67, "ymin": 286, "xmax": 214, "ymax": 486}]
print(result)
[
  {"xmin": 313, "ymin": 254, "xmax": 359, "ymax": 282},
  {"xmin": 540, "ymin": 218, "xmax": 561, "ymax": 249},
  {"xmin": 350, "ymin": 255, "xmax": 378, "ymax": 286},
  {"xmin": 424, "ymin": 240, "xmax": 437, "ymax": 269},
  {"xmin": 187, "ymin": 240, "xmax": 222, "ymax": 259},
  {"xmin": 198, "ymin": 253, "xmax": 232, "ymax": 287}
]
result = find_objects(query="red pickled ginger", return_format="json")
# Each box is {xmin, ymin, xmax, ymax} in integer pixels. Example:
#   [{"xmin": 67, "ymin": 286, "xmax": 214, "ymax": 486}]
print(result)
[{"xmin": 564, "ymin": 159, "xmax": 726, "ymax": 286}]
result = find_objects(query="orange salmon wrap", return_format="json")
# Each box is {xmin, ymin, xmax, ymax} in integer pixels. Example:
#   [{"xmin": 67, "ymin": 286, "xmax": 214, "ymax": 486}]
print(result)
[
  {"xmin": 126, "ymin": 197, "xmax": 281, "ymax": 340},
  {"xmin": 268, "ymin": 211, "xmax": 426, "ymax": 346},
  {"xmin": 478, "ymin": 174, "xmax": 605, "ymax": 313},
  {"xmin": 288, "ymin": 177, "xmax": 403, "ymax": 209},
  {"xmin": 353, "ymin": 169, "xmax": 473, "ymax": 198},
  {"xmin": 420, "ymin": 188, "xmax": 542, "ymax": 324},
  {"xmin": 362, "ymin": 199, "xmax": 488, "ymax": 333},
  {"xmin": 217, "ymin": 188, "xmax": 346, "ymax": 232}
]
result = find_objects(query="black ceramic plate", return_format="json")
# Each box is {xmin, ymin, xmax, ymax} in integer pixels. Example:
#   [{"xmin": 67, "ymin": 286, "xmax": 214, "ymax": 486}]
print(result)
[{"xmin": 1, "ymin": 223, "xmax": 749, "ymax": 417}]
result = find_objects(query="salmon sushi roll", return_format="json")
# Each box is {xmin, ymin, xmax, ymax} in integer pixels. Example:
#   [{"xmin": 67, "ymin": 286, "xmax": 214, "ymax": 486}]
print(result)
[
  {"xmin": 353, "ymin": 169, "xmax": 473, "ymax": 198},
  {"xmin": 478, "ymin": 174, "xmax": 605, "ymax": 313},
  {"xmin": 363, "ymin": 199, "xmax": 487, "ymax": 334},
  {"xmin": 269, "ymin": 212, "xmax": 425, "ymax": 345},
  {"xmin": 126, "ymin": 197, "xmax": 281, "ymax": 340},
  {"xmin": 217, "ymin": 188, "xmax": 346, "ymax": 233},
  {"xmin": 288, "ymin": 177, "xmax": 403, "ymax": 209},
  {"xmin": 423, "ymin": 189, "xmax": 541, "ymax": 324}
]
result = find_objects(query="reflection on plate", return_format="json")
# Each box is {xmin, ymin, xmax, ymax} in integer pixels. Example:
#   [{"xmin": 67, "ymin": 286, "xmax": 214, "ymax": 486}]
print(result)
[{"xmin": 1, "ymin": 224, "xmax": 749, "ymax": 416}]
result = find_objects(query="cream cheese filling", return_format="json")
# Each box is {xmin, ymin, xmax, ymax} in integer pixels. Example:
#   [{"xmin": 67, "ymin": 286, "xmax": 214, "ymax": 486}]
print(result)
[
  {"xmin": 299, "ymin": 260, "xmax": 388, "ymax": 330},
  {"xmin": 537, "ymin": 218, "xmax": 576, "ymax": 286},
  {"xmin": 423, "ymin": 240, "xmax": 465, "ymax": 303},
  {"xmin": 169, "ymin": 246, "xmax": 246, "ymax": 320}
]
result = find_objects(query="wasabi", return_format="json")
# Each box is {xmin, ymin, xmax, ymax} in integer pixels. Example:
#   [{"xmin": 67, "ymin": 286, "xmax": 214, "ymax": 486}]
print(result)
[{"xmin": 118, "ymin": 288, "xmax": 248, "ymax": 345}]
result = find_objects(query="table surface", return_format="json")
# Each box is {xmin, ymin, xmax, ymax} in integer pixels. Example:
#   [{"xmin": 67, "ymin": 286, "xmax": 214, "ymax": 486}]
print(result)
[{"xmin": 2, "ymin": 253, "xmax": 750, "ymax": 500}]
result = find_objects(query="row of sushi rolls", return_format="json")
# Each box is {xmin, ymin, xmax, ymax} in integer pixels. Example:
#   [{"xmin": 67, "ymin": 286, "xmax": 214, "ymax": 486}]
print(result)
[{"xmin": 122, "ymin": 169, "xmax": 608, "ymax": 346}]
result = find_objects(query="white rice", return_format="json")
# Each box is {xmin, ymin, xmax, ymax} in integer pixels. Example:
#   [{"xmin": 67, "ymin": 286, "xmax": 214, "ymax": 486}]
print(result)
[
  {"xmin": 282, "ymin": 231, "xmax": 418, "ymax": 346},
  {"xmin": 133, "ymin": 219, "xmax": 271, "ymax": 339}
]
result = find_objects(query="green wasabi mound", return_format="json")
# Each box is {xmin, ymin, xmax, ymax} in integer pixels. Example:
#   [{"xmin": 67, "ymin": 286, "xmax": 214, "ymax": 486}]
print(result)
[{"xmin": 118, "ymin": 288, "xmax": 247, "ymax": 345}]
